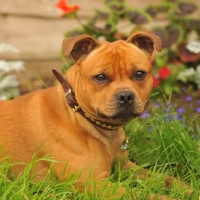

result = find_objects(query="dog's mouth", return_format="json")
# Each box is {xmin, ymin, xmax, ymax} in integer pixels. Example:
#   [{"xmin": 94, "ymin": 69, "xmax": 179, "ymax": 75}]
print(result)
[
  {"xmin": 112, "ymin": 112, "xmax": 140, "ymax": 122},
  {"xmin": 97, "ymin": 107, "xmax": 142, "ymax": 123}
]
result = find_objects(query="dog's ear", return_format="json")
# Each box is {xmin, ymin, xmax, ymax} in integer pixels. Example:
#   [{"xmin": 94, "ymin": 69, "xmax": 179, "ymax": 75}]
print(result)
[
  {"xmin": 62, "ymin": 34, "xmax": 99, "ymax": 61},
  {"xmin": 127, "ymin": 31, "xmax": 162, "ymax": 55}
]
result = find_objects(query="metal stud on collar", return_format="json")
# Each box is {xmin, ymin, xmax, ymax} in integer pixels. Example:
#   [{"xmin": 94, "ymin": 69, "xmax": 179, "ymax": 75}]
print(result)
[
  {"xmin": 83, "ymin": 112, "xmax": 121, "ymax": 130},
  {"xmin": 72, "ymin": 105, "xmax": 81, "ymax": 112},
  {"xmin": 64, "ymin": 89, "xmax": 72, "ymax": 97}
]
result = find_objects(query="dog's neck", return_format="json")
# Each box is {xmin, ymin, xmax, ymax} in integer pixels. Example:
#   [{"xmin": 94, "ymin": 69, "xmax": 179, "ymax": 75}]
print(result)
[{"xmin": 52, "ymin": 69, "xmax": 122, "ymax": 131}]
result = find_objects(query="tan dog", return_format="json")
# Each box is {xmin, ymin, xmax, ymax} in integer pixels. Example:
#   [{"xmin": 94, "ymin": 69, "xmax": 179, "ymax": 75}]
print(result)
[{"xmin": 0, "ymin": 31, "xmax": 190, "ymax": 199}]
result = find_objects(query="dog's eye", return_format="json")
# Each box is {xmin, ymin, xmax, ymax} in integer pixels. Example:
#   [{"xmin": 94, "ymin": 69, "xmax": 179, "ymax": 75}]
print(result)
[
  {"xmin": 94, "ymin": 74, "xmax": 106, "ymax": 83},
  {"xmin": 134, "ymin": 71, "xmax": 146, "ymax": 80}
]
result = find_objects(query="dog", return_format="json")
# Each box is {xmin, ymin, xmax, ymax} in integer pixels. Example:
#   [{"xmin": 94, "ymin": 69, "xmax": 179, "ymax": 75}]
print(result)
[{"xmin": 0, "ymin": 31, "xmax": 191, "ymax": 199}]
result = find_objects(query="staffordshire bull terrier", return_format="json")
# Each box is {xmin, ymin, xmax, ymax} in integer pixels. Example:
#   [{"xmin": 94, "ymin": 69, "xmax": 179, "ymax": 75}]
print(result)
[{"xmin": 0, "ymin": 31, "xmax": 191, "ymax": 199}]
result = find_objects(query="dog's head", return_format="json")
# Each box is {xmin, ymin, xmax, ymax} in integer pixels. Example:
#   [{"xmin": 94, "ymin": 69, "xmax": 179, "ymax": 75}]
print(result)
[{"xmin": 62, "ymin": 31, "xmax": 162, "ymax": 125}]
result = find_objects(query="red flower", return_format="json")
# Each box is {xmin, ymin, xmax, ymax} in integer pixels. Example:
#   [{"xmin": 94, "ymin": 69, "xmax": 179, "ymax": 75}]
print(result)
[
  {"xmin": 158, "ymin": 66, "xmax": 171, "ymax": 79},
  {"xmin": 153, "ymin": 77, "xmax": 160, "ymax": 88},
  {"xmin": 56, "ymin": 0, "xmax": 80, "ymax": 14}
]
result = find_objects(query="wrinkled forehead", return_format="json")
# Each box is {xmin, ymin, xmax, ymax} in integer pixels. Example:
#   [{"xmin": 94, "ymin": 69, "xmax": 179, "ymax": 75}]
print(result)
[
  {"xmin": 89, "ymin": 40, "xmax": 148, "ymax": 57},
  {"xmin": 86, "ymin": 40, "xmax": 150, "ymax": 64}
]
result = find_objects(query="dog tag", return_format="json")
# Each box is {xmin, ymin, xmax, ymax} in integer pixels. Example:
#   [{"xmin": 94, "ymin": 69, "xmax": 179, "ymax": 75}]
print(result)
[{"xmin": 121, "ymin": 137, "xmax": 129, "ymax": 151}]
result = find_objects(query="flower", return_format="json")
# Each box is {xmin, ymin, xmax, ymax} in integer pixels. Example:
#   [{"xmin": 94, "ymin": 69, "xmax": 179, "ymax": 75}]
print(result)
[
  {"xmin": 175, "ymin": 114, "xmax": 183, "ymax": 122},
  {"xmin": 185, "ymin": 95, "xmax": 193, "ymax": 101},
  {"xmin": 0, "ymin": 44, "xmax": 19, "ymax": 53},
  {"xmin": 196, "ymin": 107, "xmax": 200, "ymax": 113},
  {"xmin": 153, "ymin": 77, "xmax": 160, "ymax": 88},
  {"xmin": 166, "ymin": 114, "xmax": 173, "ymax": 122},
  {"xmin": 56, "ymin": 0, "xmax": 80, "ymax": 14},
  {"xmin": 166, "ymin": 107, "xmax": 170, "ymax": 113},
  {"xmin": 186, "ymin": 41, "xmax": 200, "ymax": 54},
  {"xmin": 181, "ymin": 87, "xmax": 186, "ymax": 91},
  {"xmin": 140, "ymin": 112, "xmax": 150, "ymax": 119},
  {"xmin": 154, "ymin": 102, "xmax": 160, "ymax": 108},
  {"xmin": 177, "ymin": 108, "xmax": 185, "ymax": 114},
  {"xmin": 158, "ymin": 66, "xmax": 171, "ymax": 79},
  {"xmin": 177, "ymin": 68, "xmax": 195, "ymax": 81}
]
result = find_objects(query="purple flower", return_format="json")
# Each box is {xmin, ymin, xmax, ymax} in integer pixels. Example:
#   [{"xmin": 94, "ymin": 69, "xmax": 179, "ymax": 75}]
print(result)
[
  {"xmin": 185, "ymin": 95, "xmax": 193, "ymax": 101},
  {"xmin": 181, "ymin": 87, "xmax": 186, "ymax": 91},
  {"xmin": 165, "ymin": 102, "xmax": 170, "ymax": 107},
  {"xmin": 177, "ymin": 108, "xmax": 185, "ymax": 114},
  {"xmin": 197, "ymin": 100, "xmax": 200, "ymax": 105},
  {"xmin": 165, "ymin": 102, "xmax": 174, "ymax": 108},
  {"xmin": 141, "ymin": 112, "xmax": 150, "ymax": 119},
  {"xmin": 154, "ymin": 102, "xmax": 160, "ymax": 108},
  {"xmin": 175, "ymin": 114, "xmax": 183, "ymax": 121},
  {"xmin": 196, "ymin": 107, "xmax": 200, "ymax": 113},
  {"xmin": 166, "ymin": 114, "xmax": 173, "ymax": 122},
  {"xmin": 165, "ymin": 107, "xmax": 170, "ymax": 113}
]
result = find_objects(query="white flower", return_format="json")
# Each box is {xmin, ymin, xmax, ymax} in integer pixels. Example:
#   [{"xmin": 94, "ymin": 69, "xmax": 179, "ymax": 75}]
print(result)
[
  {"xmin": 0, "ymin": 60, "xmax": 25, "ymax": 74},
  {"xmin": 0, "ymin": 43, "xmax": 19, "ymax": 53},
  {"xmin": 178, "ymin": 65, "xmax": 200, "ymax": 88},
  {"xmin": 177, "ymin": 68, "xmax": 195, "ymax": 80},
  {"xmin": 0, "ymin": 75, "xmax": 19, "ymax": 89},
  {"xmin": 195, "ymin": 65, "xmax": 200, "ymax": 88},
  {"xmin": 186, "ymin": 41, "xmax": 200, "ymax": 54},
  {"xmin": 0, "ymin": 44, "xmax": 25, "ymax": 100},
  {"xmin": 0, "ymin": 75, "xmax": 20, "ymax": 100}
]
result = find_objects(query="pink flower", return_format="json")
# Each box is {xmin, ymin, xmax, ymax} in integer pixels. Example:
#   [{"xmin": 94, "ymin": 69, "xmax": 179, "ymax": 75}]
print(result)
[
  {"xmin": 158, "ymin": 66, "xmax": 171, "ymax": 79},
  {"xmin": 56, "ymin": 0, "xmax": 80, "ymax": 14}
]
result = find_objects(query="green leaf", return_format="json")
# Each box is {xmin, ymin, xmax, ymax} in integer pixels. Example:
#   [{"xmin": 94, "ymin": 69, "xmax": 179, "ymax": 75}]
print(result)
[
  {"xmin": 155, "ymin": 54, "xmax": 168, "ymax": 68},
  {"xmin": 172, "ymin": 86, "xmax": 181, "ymax": 94},
  {"xmin": 162, "ymin": 83, "xmax": 173, "ymax": 96}
]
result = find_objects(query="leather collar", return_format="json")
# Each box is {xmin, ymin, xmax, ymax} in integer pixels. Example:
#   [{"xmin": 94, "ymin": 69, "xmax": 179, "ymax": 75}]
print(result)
[{"xmin": 52, "ymin": 69, "xmax": 121, "ymax": 130}]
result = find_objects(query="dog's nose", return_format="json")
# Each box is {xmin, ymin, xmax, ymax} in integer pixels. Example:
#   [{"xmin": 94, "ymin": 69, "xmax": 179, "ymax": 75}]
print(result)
[{"xmin": 116, "ymin": 91, "xmax": 134, "ymax": 106}]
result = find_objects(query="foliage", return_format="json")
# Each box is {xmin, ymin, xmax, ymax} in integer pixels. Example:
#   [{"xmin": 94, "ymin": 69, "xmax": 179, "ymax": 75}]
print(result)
[
  {"xmin": 0, "ymin": 44, "xmax": 25, "ymax": 100},
  {"xmin": 152, "ymin": 54, "xmax": 186, "ymax": 97},
  {"xmin": 57, "ymin": 0, "xmax": 200, "ymax": 97},
  {"xmin": 125, "ymin": 102, "xmax": 200, "ymax": 195}
]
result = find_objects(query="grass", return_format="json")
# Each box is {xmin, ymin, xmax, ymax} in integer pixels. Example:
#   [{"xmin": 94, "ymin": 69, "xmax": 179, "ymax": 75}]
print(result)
[{"xmin": 0, "ymin": 102, "xmax": 200, "ymax": 199}]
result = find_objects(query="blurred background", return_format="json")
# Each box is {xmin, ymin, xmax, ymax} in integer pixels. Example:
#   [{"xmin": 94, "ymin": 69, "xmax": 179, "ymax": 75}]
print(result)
[
  {"xmin": 0, "ymin": 0, "xmax": 200, "ymax": 102},
  {"xmin": 0, "ymin": 0, "xmax": 167, "ymax": 94}
]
